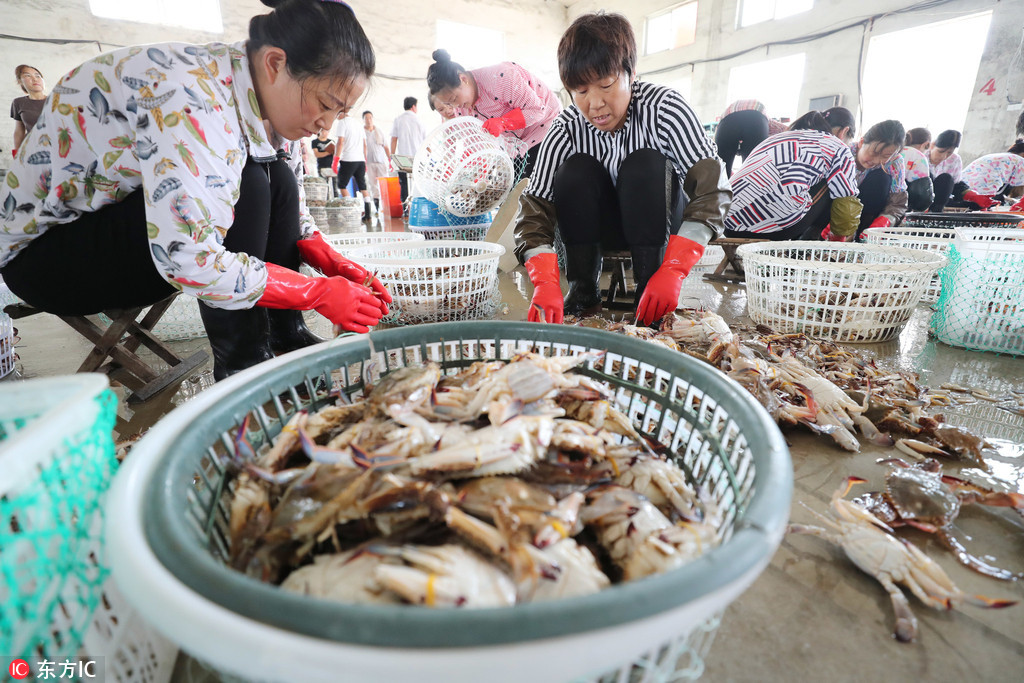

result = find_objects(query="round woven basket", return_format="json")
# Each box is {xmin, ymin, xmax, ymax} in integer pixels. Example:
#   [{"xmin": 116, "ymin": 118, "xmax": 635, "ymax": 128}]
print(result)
[
  {"xmin": 737, "ymin": 241, "xmax": 946, "ymax": 342},
  {"xmin": 345, "ymin": 240, "xmax": 504, "ymax": 324},
  {"xmin": 413, "ymin": 117, "xmax": 515, "ymax": 217},
  {"xmin": 324, "ymin": 231, "xmax": 425, "ymax": 258},
  {"xmin": 862, "ymin": 226, "xmax": 955, "ymax": 303},
  {"xmin": 325, "ymin": 201, "xmax": 363, "ymax": 234},
  {"xmin": 104, "ymin": 322, "xmax": 792, "ymax": 683},
  {"xmin": 302, "ymin": 176, "xmax": 330, "ymax": 204}
]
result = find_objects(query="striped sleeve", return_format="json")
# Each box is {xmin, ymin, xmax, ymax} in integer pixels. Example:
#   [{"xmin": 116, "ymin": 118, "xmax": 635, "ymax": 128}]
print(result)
[
  {"xmin": 656, "ymin": 89, "xmax": 718, "ymax": 175},
  {"xmin": 825, "ymin": 142, "xmax": 859, "ymax": 200},
  {"xmin": 524, "ymin": 116, "xmax": 575, "ymax": 202}
]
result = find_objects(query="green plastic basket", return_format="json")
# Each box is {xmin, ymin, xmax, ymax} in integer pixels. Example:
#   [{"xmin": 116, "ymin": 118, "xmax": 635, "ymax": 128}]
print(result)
[
  {"xmin": 106, "ymin": 322, "xmax": 792, "ymax": 683},
  {"xmin": 0, "ymin": 375, "xmax": 177, "ymax": 682}
]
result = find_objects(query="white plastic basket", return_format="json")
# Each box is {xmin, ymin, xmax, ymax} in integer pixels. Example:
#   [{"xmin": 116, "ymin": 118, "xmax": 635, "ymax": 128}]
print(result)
[
  {"xmin": 324, "ymin": 231, "xmax": 425, "ymax": 258},
  {"xmin": 413, "ymin": 117, "xmax": 516, "ymax": 217},
  {"xmin": 308, "ymin": 206, "xmax": 329, "ymax": 232},
  {"xmin": 737, "ymin": 241, "xmax": 946, "ymax": 343},
  {"xmin": 103, "ymin": 324, "xmax": 791, "ymax": 683},
  {"xmin": 346, "ymin": 240, "xmax": 504, "ymax": 324},
  {"xmin": 302, "ymin": 176, "xmax": 330, "ymax": 204},
  {"xmin": 0, "ymin": 375, "xmax": 176, "ymax": 681},
  {"xmin": 931, "ymin": 228, "xmax": 1024, "ymax": 355},
  {"xmin": 862, "ymin": 226, "xmax": 955, "ymax": 303},
  {"xmin": 0, "ymin": 312, "xmax": 15, "ymax": 379},
  {"xmin": 325, "ymin": 201, "xmax": 363, "ymax": 234}
]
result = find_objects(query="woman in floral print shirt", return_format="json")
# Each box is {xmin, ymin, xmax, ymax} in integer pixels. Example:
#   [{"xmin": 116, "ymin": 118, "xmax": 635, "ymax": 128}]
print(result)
[{"xmin": 0, "ymin": 0, "xmax": 392, "ymax": 380}]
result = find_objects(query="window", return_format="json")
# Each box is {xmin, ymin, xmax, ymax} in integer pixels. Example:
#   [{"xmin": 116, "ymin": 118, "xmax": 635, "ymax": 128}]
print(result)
[
  {"xmin": 726, "ymin": 53, "xmax": 805, "ymax": 121},
  {"xmin": 668, "ymin": 77, "xmax": 693, "ymax": 102},
  {"xmin": 436, "ymin": 20, "xmax": 505, "ymax": 69},
  {"xmin": 861, "ymin": 12, "xmax": 992, "ymax": 138},
  {"xmin": 88, "ymin": 0, "xmax": 222, "ymax": 33},
  {"xmin": 738, "ymin": 0, "xmax": 812, "ymax": 28},
  {"xmin": 645, "ymin": 3, "xmax": 699, "ymax": 56}
]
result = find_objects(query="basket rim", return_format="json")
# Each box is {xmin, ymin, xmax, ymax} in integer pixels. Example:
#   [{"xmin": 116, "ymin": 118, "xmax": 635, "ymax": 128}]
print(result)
[
  {"xmin": 346, "ymin": 239, "xmax": 506, "ymax": 266},
  {"xmin": 862, "ymin": 226, "xmax": 956, "ymax": 243},
  {"xmin": 325, "ymin": 232, "xmax": 426, "ymax": 246},
  {"xmin": 735, "ymin": 240, "xmax": 947, "ymax": 271},
  {"xmin": 106, "ymin": 322, "xmax": 792, "ymax": 651}
]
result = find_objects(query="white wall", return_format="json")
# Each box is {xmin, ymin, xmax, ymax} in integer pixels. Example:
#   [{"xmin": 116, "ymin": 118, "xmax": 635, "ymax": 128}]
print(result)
[
  {"xmin": 566, "ymin": 0, "xmax": 1020, "ymax": 164},
  {"xmin": 0, "ymin": 0, "xmax": 567, "ymax": 159}
]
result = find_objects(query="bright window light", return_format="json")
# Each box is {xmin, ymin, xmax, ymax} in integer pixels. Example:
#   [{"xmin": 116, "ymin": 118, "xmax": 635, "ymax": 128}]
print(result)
[
  {"xmin": 436, "ymin": 20, "xmax": 505, "ymax": 69},
  {"xmin": 645, "ymin": 3, "xmax": 699, "ymax": 56},
  {"xmin": 668, "ymin": 77, "xmax": 693, "ymax": 102},
  {"xmin": 861, "ymin": 11, "xmax": 992, "ymax": 138},
  {"xmin": 726, "ymin": 53, "xmax": 806, "ymax": 121},
  {"xmin": 738, "ymin": 0, "xmax": 812, "ymax": 28},
  {"xmin": 89, "ymin": 0, "xmax": 222, "ymax": 33}
]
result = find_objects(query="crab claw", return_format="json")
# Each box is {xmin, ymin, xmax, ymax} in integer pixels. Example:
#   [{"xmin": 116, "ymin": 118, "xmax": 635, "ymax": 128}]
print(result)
[
  {"xmin": 233, "ymin": 414, "xmax": 257, "ymax": 463},
  {"xmin": 842, "ymin": 476, "xmax": 868, "ymax": 496},
  {"xmin": 967, "ymin": 595, "xmax": 1018, "ymax": 609}
]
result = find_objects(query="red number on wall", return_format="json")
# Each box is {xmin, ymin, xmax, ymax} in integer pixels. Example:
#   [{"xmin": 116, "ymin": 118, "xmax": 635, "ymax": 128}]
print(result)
[{"xmin": 979, "ymin": 78, "xmax": 996, "ymax": 96}]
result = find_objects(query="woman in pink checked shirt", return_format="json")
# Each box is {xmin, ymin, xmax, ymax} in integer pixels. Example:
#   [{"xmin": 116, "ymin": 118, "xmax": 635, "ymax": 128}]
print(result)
[{"xmin": 426, "ymin": 49, "xmax": 561, "ymax": 177}]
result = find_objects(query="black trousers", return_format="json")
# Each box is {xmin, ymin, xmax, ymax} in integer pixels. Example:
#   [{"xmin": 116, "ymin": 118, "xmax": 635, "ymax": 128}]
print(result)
[
  {"xmin": 906, "ymin": 176, "xmax": 934, "ymax": 212},
  {"xmin": 518, "ymin": 144, "xmax": 541, "ymax": 180},
  {"xmin": 553, "ymin": 149, "xmax": 684, "ymax": 249},
  {"xmin": 929, "ymin": 173, "xmax": 955, "ymax": 212},
  {"xmin": 715, "ymin": 110, "xmax": 770, "ymax": 177},
  {"xmin": 1, "ymin": 157, "xmax": 301, "ymax": 315},
  {"xmin": 336, "ymin": 161, "xmax": 367, "ymax": 193},
  {"xmin": 398, "ymin": 171, "xmax": 410, "ymax": 202},
  {"xmin": 855, "ymin": 168, "xmax": 891, "ymax": 237},
  {"xmin": 724, "ymin": 181, "xmax": 832, "ymax": 241}
]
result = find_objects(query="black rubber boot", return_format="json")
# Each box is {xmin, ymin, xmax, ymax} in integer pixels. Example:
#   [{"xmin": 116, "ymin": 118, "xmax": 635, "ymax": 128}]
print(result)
[
  {"xmin": 199, "ymin": 303, "xmax": 275, "ymax": 381},
  {"xmin": 268, "ymin": 309, "xmax": 324, "ymax": 355},
  {"xmin": 562, "ymin": 242, "xmax": 603, "ymax": 317},
  {"xmin": 630, "ymin": 245, "xmax": 665, "ymax": 309}
]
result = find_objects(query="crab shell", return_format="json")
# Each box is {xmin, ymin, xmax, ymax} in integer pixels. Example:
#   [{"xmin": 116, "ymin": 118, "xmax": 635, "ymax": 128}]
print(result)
[{"xmin": 885, "ymin": 467, "xmax": 960, "ymax": 527}]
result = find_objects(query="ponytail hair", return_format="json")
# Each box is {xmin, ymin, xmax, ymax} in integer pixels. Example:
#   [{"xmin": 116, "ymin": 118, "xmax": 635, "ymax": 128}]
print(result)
[
  {"xmin": 863, "ymin": 120, "xmax": 906, "ymax": 150},
  {"xmin": 249, "ymin": 0, "xmax": 374, "ymax": 87},
  {"xmin": 905, "ymin": 127, "xmax": 931, "ymax": 146},
  {"xmin": 1008, "ymin": 139, "xmax": 1024, "ymax": 155},
  {"xmin": 788, "ymin": 111, "xmax": 831, "ymax": 134},
  {"xmin": 822, "ymin": 106, "xmax": 855, "ymax": 139},
  {"xmin": 427, "ymin": 49, "xmax": 466, "ymax": 95},
  {"xmin": 934, "ymin": 129, "xmax": 961, "ymax": 150}
]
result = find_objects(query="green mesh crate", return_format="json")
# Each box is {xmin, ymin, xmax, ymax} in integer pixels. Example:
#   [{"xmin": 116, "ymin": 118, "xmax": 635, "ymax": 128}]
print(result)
[
  {"xmin": 0, "ymin": 375, "xmax": 176, "ymax": 681},
  {"xmin": 931, "ymin": 228, "xmax": 1024, "ymax": 356},
  {"xmin": 105, "ymin": 322, "xmax": 792, "ymax": 683}
]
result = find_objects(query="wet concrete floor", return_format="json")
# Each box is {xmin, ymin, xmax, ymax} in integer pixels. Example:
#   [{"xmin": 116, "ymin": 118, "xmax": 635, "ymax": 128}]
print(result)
[{"xmin": 6, "ymin": 250, "xmax": 1023, "ymax": 682}]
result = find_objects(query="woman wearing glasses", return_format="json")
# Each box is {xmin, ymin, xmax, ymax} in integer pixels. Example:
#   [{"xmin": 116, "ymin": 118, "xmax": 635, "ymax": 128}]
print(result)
[{"xmin": 848, "ymin": 120, "xmax": 908, "ymax": 238}]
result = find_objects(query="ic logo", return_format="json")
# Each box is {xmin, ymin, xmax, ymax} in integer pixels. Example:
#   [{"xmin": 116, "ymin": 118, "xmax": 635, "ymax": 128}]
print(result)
[{"xmin": 8, "ymin": 659, "xmax": 31, "ymax": 679}]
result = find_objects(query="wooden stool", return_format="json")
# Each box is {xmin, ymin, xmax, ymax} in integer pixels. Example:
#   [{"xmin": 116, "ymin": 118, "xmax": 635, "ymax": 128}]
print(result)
[
  {"xmin": 704, "ymin": 237, "xmax": 770, "ymax": 284},
  {"xmin": 602, "ymin": 250, "xmax": 634, "ymax": 310},
  {"xmin": 4, "ymin": 293, "xmax": 207, "ymax": 404}
]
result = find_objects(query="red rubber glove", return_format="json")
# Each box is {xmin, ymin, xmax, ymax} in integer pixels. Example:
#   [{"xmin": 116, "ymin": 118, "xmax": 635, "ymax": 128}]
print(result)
[
  {"xmin": 636, "ymin": 235, "xmax": 704, "ymax": 326},
  {"xmin": 296, "ymin": 232, "xmax": 391, "ymax": 314},
  {"xmin": 1009, "ymin": 196, "xmax": 1024, "ymax": 212},
  {"xmin": 482, "ymin": 108, "xmax": 526, "ymax": 137},
  {"xmin": 869, "ymin": 216, "xmax": 891, "ymax": 229},
  {"xmin": 524, "ymin": 252, "xmax": 563, "ymax": 324},
  {"xmin": 257, "ymin": 263, "xmax": 384, "ymax": 333},
  {"xmin": 963, "ymin": 190, "xmax": 997, "ymax": 210},
  {"xmin": 820, "ymin": 225, "xmax": 849, "ymax": 242}
]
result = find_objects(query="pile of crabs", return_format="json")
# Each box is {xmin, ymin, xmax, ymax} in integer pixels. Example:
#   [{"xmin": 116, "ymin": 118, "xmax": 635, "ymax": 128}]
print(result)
[
  {"xmin": 227, "ymin": 352, "xmax": 722, "ymax": 609},
  {"xmin": 569, "ymin": 311, "xmax": 1023, "ymax": 643}
]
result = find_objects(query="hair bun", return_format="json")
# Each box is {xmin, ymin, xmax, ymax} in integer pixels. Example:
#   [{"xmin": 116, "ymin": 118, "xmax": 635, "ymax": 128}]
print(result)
[{"xmin": 432, "ymin": 49, "xmax": 451, "ymax": 63}]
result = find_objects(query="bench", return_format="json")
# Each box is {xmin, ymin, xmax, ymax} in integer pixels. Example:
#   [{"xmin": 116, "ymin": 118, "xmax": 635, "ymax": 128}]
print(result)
[{"xmin": 4, "ymin": 293, "xmax": 208, "ymax": 404}]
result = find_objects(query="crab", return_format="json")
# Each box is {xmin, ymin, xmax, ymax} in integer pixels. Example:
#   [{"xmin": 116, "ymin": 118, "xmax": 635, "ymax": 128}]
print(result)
[{"xmin": 854, "ymin": 458, "xmax": 1024, "ymax": 581}]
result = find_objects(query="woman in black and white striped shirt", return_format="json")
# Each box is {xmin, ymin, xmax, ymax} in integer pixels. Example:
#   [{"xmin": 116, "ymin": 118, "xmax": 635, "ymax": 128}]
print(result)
[{"xmin": 513, "ymin": 12, "xmax": 731, "ymax": 325}]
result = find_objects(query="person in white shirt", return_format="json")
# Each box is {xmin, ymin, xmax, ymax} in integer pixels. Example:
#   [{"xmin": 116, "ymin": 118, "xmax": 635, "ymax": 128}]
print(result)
[
  {"xmin": 389, "ymin": 96, "xmax": 427, "ymax": 202},
  {"xmin": 362, "ymin": 110, "xmax": 389, "ymax": 214},
  {"xmin": 0, "ymin": 0, "xmax": 392, "ymax": 381},
  {"xmin": 333, "ymin": 112, "xmax": 374, "ymax": 218},
  {"xmin": 902, "ymin": 127, "xmax": 933, "ymax": 212}
]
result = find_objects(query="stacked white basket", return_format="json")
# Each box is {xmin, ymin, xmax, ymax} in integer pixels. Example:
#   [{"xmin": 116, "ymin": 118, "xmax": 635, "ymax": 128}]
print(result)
[
  {"xmin": 325, "ymin": 198, "xmax": 364, "ymax": 234},
  {"xmin": 931, "ymin": 228, "xmax": 1024, "ymax": 355},
  {"xmin": 862, "ymin": 227, "xmax": 955, "ymax": 303},
  {"xmin": 346, "ymin": 240, "xmax": 504, "ymax": 324},
  {"xmin": 677, "ymin": 244, "xmax": 725, "ymax": 309},
  {"xmin": 303, "ymin": 176, "xmax": 330, "ymax": 231},
  {"xmin": 408, "ymin": 217, "xmax": 492, "ymax": 242},
  {"xmin": 324, "ymin": 231, "xmax": 425, "ymax": 258},
  {"xmin": 0, "ymin": 278, "xmax": 19, "ymax": 378},
  {"xmin": 737, "ymin": 241, "xmax": 946, "ymax": 343}
]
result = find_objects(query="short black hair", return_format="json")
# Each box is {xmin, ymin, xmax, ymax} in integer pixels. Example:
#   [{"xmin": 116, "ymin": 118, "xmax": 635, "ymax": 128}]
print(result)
[
  {"xmin": 905, "ymin": 127, "xmax": 931, "ymax": 146},
  {"xmin": 863, "ymin": 120, "xmax": 905, "ymax": 150},
  {"xmin": 934, "ymin": 129, "xmax": 961, "ymax": 149},
  {"xmin": 362, "ymin": 110, "xmax": 372, "ymax": 117},
  {"xmin": 1008, "ymin": 139, "xmax": 1024, "ymax": 155},
  {"xmin": 403, "ymin": 96, "xmax": 417, "ymax": 110},
  {"xmin": 249, "ymin": 0, "xmax": 374, "ymax": 90},
  {"xmin": 557, "ymin": 12, "xmax": 636, "ymax": 91}
]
